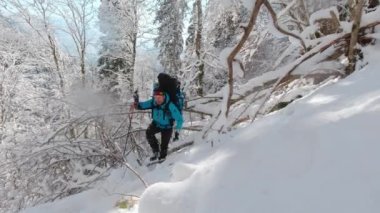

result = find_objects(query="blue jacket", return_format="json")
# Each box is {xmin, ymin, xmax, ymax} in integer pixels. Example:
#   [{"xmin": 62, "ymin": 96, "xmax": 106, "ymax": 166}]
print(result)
[{"xmin": 137, "ymin": 93, "xmax": 183, "ymax": 130}]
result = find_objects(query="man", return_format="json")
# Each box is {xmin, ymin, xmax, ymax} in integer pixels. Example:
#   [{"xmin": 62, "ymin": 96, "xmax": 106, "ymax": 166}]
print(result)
[{"xmin": 135, "ymin": 87, "xmax": 183, "ymax": 162}]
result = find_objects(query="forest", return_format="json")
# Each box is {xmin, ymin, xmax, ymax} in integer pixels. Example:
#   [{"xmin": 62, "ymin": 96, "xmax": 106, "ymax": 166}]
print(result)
[{"xmin": 0, "ymin": 0, "xmax": 379, "ymax": 212}]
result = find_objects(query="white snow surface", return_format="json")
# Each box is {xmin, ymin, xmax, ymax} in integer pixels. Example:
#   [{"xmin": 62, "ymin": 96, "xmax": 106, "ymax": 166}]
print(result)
[{"xmin": 23, "ymin": 43, "xmax": 380, "ymax": 213}]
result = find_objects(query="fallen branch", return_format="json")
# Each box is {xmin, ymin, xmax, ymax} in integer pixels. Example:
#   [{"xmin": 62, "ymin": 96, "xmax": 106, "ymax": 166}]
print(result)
[
  {"xmin": 186, "ymin": 98, "xmax": 223, "ymax": 109},
  {"xmin": 183, "ymin": 126, "xmax": 203, "ymax": 132},
  {"xmin": 187, "ymin": 96, "xmax": 223, "ymax": 102},
  {"xmin": 184, "ymin": 108, "xmax": 213, "ymax": 117}
]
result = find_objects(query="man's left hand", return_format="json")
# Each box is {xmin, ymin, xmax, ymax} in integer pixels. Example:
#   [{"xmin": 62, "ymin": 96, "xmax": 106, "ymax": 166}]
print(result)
[{"xmin": 173, "ymin": 131, "xmax": 179, "ymax": 141}]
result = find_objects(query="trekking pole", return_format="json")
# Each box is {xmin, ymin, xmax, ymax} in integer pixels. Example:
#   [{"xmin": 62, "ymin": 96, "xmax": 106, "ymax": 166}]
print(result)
[{"xmin": 123, "ymin": 90, "xmax": 139, "ymax": 156}]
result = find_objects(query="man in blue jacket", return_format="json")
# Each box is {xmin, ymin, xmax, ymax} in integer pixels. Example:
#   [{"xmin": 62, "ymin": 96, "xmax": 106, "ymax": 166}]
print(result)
[{"xmin": 135, "ymin": 87, "xmax": 183, "ymax": 162}]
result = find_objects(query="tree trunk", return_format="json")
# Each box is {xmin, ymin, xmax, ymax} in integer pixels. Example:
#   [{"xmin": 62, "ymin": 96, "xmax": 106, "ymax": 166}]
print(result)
[
  {"xmin": 195, "ymin": 0, "xmax": 204, "ymax": 97},
  {"xmin": 81, "ymin": 53, "xmax": 86, "ymax": 85},
  {"xmin": 346, "ymin": 0, "xmax": 364, "ymax": 75},
  {"xmin": 130, "ymin": 0, "xmax": 138, "ymax": 93}
]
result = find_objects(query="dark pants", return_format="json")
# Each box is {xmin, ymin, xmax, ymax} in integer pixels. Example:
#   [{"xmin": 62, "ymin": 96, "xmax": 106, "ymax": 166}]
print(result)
[{"xmin": 146, "ymin": 123, "xmax": 173, "ymax": 158}]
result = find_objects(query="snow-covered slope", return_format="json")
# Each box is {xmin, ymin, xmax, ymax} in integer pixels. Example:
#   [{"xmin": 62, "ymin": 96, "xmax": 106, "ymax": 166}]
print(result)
[
  {"xmin": 23, "ymin": 43, "xmax": 380, "ymax": 213},
  {"xmin": 138, "ymin": 44, "xmax": 380, "ymax": 213}
]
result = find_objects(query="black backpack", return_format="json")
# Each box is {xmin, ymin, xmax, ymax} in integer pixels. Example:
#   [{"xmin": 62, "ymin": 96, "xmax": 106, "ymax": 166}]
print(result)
[{"xmin": 156, "ymin": 73, "xmax": 185, "ymax": 113}]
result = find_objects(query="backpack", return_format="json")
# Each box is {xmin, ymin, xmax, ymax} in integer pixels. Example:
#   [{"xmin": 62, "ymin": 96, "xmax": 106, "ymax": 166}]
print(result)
[{"xmin": 156, "ymin": 73, "xmax": 185, "ymax": 113}]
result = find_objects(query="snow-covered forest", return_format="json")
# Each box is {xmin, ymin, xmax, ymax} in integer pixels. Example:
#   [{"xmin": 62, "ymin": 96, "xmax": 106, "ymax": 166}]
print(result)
[{"xmin": 0, "ymin": 0, "xmax": 379, "ymax": 212}]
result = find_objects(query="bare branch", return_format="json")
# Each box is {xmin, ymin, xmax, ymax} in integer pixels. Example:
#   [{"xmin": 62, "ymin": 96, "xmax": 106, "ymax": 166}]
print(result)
[
  {"xmin": 264, "ymin": 0, "xmax": 307, "ymax": 50},
  {"xmin": 226, "ymin": 0, "xmax": 266, "ymax": 117}
]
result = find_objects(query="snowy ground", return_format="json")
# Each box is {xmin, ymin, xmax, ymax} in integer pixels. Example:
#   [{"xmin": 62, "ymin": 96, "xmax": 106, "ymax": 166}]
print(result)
[{"xmin": 23, "ymin": 43, "xmax": 380, "ymax": 213}]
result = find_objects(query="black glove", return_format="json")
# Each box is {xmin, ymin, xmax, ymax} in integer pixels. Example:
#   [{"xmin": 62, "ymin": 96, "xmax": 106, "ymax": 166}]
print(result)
[
  {"xmin": 133, "ymin": 90, "xmax": 139, "ymax": 103},
  {"xmin": 133, "ymin": 90, "xmax": 139, "ymax": 108},
  {"xmin": 173, "ymin": 131, "xmax": 179, "ymax": 141}
]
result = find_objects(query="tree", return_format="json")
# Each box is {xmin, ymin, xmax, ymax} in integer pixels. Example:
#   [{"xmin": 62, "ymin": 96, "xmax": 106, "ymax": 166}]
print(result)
[
  {"xmin": 154, "ymin": 0, "xmax": 187, "ymax": 76},
  {"xmin": 1, "ymin": 0, "xmax": 67, "ymax": 95},
  {"xmin": 194, "ymin": 0, "xmax": 204, "ymax": 96},
  {"xmin": 55, "ymin": 0, "xmax": 97, "ymax": 84},
  {"xmin": 184, "ymin": 0, "xmax": 204, "ymax": 97},
  {"xmin": 98, "ymin": 0, "xmax": 138, "ymax": 99},
  {"xmin": 0, "ymin": 1, "xmax": 149, "ymax": 211},
  {"xmin": 201, "ymin": 0, "xmax": 249, "ymax": 93},
  {"xmin": 0, "ymin": 17, "xmax": 67, "ymax": 211}
]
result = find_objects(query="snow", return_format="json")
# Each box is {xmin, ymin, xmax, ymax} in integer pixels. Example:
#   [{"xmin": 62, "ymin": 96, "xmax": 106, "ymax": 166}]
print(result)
[
  {"xmin": 233, "ymin": 59, "xmax": 244, "ymax": 78},
  {"xmin": 367, "ymin": 32, "xmax": 380, "ymax": 40},
  {"xmin": 217, "ymin": 47, "xmax": 244, "ymax": 78},
  {"xmin": 138, "ymin": 44, "xmax": 380, "ymax": 213},
  {"xmin": 219, "ymin": 47, "xmax": 232, "ymax": 68},
  {"xmin": 170, "ymin": 163, "xmax": 198, "ymax": 182},
  {"xmin": 23, "ymin": 35, "xmax": 380, "ymax": 213},
  {"xmin": 361, "ymin": 8, "xmax": 380, "ymax": 26},
  {"xmin": 266, "ymin": 15, "xmax": 287, "ymax": 39},
  {"xmin": 216, "ymin": 47, "xmax": 246, "ymax": 80}
]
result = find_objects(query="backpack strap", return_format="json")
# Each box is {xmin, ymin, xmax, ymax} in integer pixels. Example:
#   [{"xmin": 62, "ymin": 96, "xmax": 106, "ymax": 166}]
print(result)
[
  {"xmin": 165, "ymin": 102, "xmax": 175, "ymax": 126},
  {"xmin": 150, "ymin": 100, "xmax": 155, "ymax": 118},
  {"xmin": 151, "ymin": 100, "xmax": 173, "ymax": 123}
]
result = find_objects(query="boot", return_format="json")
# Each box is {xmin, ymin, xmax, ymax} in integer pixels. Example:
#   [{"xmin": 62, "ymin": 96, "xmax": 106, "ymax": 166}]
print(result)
[
  {"xmin": 149, "ymin": 152, "xmax": 159, "ymax": 161},
  {"xmin": 158, "ymin": 153, "xmax": 166, "ymax": 162}
]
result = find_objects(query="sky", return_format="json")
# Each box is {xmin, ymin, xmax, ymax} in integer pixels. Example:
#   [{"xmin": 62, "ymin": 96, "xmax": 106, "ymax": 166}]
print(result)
[{"xmin": 55, "ymin": 0, "xmax": 193, "ymax": 62}]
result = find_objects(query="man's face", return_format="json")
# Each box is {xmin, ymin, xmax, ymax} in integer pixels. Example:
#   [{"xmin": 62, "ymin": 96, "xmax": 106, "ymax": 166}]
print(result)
[{"xmin": 154, "ymin": 94, "xmax": 165, "ymax": 105}]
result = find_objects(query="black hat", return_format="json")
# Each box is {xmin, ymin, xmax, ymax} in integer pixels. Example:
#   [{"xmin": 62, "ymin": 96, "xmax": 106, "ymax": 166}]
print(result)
[{"xmin": 153, "ymin": 87, "xmax": 164, "ymax": 96}]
